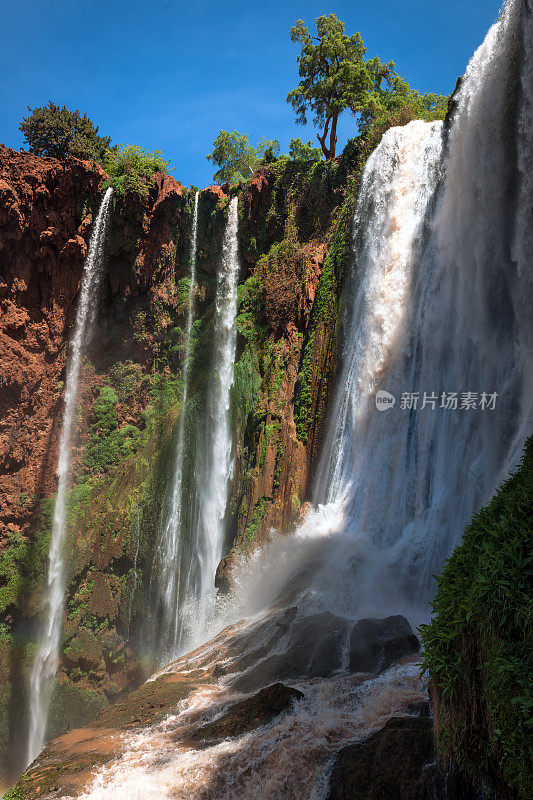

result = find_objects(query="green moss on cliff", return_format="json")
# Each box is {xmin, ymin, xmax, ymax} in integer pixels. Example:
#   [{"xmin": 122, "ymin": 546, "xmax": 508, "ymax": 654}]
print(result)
[
  {"xmin": 421, "ymin": 438, "xmax": 533, "ymax": 799},
  {"xmin": 294, "ymin": 202, "xmax": 354, "ymax": 444}
]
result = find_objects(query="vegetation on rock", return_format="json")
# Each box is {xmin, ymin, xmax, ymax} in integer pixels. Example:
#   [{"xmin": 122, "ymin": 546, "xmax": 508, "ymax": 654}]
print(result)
[
  {"xmin": 103, "ymin": 144, "xmax": 172, "ymax": 196},
  {"xmin": 421, "ymin": 438, "xmax": 533, "ymax": 800},
  {"xmin": 19, "ymin": 102, "xmax": 111, "ymax": 162}
]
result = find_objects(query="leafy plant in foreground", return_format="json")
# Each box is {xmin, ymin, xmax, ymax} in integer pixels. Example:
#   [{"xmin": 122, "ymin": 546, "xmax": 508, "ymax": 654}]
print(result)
[{"xmin": 421, "ymin": 437, "xmax": 533, "ymax": 799}]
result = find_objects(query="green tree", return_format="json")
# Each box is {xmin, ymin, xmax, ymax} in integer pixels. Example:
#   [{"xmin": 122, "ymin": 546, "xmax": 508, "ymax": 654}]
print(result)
[
  {"xmin": 103, "ymin": 144, "xmax": 172, "ymax": 196},
  {"xmin": 206, "ymin": 131, "xmax": 281, "ymax": 183},
  {"xmin": 287, "ymin": 15, "xmax": 395, "ymax": 159},
  {"xmin": 207, "ymin": 130, "xmax": 259, "ymax": 183},
  {"xmin": 19, "ymin": 102, "xmax": 111, "ymax": 162},
  {"xmin": 287, "ymin": 15, "xmax": 448, "ymax": 159},
  {"xmin": 257, "ymin": 137, "xmax": 281, "ymax": 165},
  {"xmin": 288, "ymin": 138, "xmax": 322, "ymax": 162}
]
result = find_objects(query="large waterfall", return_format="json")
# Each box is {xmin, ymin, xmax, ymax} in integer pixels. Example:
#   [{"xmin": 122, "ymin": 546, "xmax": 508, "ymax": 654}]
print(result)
[
  {"xmin": 60, "ymin": 0, "xmax": 532, "ymax": 796},
  {"xmin": 26, "ymin": 187, "xmax": 113, "ymax": 766},
  {"xmin": 155, "ymin": 191, "xmax": 200, "ymax": 654}
]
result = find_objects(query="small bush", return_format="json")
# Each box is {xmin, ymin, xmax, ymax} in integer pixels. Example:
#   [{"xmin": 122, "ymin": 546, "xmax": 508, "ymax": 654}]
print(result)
[
  {"xmin": 103, "ymin": 144, "xmax": 172, "ymax": 197},
  {"xmin": 85, "ymin": 386, "xmax": 140, "ymax": 471}
]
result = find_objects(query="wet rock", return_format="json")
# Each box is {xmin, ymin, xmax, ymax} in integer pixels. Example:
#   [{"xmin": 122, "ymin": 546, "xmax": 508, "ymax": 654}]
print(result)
[
  {"xmin": 406, "ymin": 701, "xmax": 431, "ymax": 717},
  {"xmin": 349, "ymin": 615, "xmax": 420, "ymax": 674},
  {"xmin": 92, "ymin": 674, "xmax": 199, "ymax": 730},
  {"xmin": 192, "ymin": 682, "xmax": 304, "ymax": 742},
  {"xmin": 231, "ymin": 612, "xmax": 349, "ymax": 692},
  {"xmin": 326, "ymin": 715, "xmax": 475, "ymax": 800}
]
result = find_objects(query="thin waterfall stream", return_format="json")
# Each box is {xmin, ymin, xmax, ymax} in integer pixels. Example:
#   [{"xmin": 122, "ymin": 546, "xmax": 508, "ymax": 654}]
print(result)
[
  {"xmin": 181, "ymin": 195, "xmax": 240, "ymax": 649},
  {"xmin": 26, "ymin": 187, "xmax": 113, "ymax": 766},
  {"xmin": 156, "ymin": 191, "xmax": 200, "ymax": 654}
]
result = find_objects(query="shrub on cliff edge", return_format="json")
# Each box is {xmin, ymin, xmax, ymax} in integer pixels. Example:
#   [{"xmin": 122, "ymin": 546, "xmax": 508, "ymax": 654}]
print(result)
[
  {"xmin": 103, "ymin": 143, "xmax": 172, "ymax": 196},
  {"xmin": 19, "ymin": 102, "xmax": 111, "ymax": 161},
  {"xmin": 421, "ymin": 437, "xmax": 533, "ymax": 799}
]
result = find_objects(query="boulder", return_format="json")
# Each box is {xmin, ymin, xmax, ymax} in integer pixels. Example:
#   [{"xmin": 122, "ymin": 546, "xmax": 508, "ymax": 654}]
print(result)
[
  {"xmin": 326, "ymin": 716, "xmax": 476, "ymax": 800},
  {"xmin": 192, "ymin": 682, "xmax": 303, "ymax": 742},
  {"xmin": 349, "ymin": 615, "xmax": 420, "ymax": 674},
  {"xmin": 231, "ymin": 612, "xmax": 350, "ymax": 692}
]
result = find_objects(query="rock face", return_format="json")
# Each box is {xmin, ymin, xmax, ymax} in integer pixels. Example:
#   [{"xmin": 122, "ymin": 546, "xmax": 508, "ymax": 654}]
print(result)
[
  {"xmin": 326, "ymin": 716, "xmax": 476, "ymax": 800},
  {"xmin": 0, "ymin": 145, "xmax": 105, "ymax": 537},
  {"xmin": 0, "ymin": 141, "xmax": 367, "ymax": 778},
  {"xmin": 0, "ymin": 147, "xmax": 193, "ymax": 777}
]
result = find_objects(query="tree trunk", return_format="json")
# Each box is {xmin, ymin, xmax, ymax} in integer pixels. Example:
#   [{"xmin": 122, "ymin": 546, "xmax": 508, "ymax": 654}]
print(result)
[
  {"xmin": 328, "ymin": 113, "xmax": 338, "ymax": 159},
  {"xmin": 317, "ymin": 114, "xmax": 332, "ymax": 159},
  {"xmin": 317, "ymin": 113, "xmax": 338, "ymax": 160}
]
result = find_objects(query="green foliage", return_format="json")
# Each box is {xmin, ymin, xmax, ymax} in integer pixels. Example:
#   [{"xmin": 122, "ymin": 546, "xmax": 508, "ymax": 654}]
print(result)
[
  {"xmin": 2, "ymin": 784, "xmax": 22, "ymax": 800},
  {"xmin": 289, "ymin": 138, "xmax": 322, "ymax": 163},
  {"xmin": 207, "ymin": 130, "xmax": 259, "ymax": 183},
  {"xmin": 244, "ymin": 496, "xmax": 270, "ymax": 541},
  {"xmin": 258, "ymin": 138, "xmax": 281, "ymax": 165},
  {"xmin": 421, "ymin": 438, "xmax": 533, "ymax": 799},
  {"xmin": 19, "ymin": 101, "xmax": 111, "ymax": 161},
  {"xmin": 207, "ymin": 131, "xmax": 282, "ymax": 183},
  {"xmin": 0, "ymin": 500, "xmax": 52, "ymax": 615},
  {"xmin": 287, "ymin": 14, "xmax": 448, "ymax": 159},
  {"xmin": 85, "ymin": 386, "xmax": 141, "ymax": 471},
  {"xmin": 287, "ymin": 15, "xmax": 394, "ymax": 158},
  {"xmin": 294, "ymin": 203, "xmax": 353, "ymax": 442},
  {"xmin": 358, "ymin": 74, "xmax": 448, "ymax": 132},
  {"xmin": 47, "ymin": 679, "xmax": 106, "ymax": 741},
  {"xmin": 103, "ymin": 144, "xmax": 171, "ymax": 197}
]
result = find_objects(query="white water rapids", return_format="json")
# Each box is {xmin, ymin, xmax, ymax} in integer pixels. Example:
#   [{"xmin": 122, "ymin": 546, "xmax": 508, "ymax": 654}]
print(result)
[
  {"xmin": 27, "ymin": 187, "xmax": 113, "ymax": 766},
  {"xmin": 61, "ymin": 0, "xmax": 532, "ymax": 796}
]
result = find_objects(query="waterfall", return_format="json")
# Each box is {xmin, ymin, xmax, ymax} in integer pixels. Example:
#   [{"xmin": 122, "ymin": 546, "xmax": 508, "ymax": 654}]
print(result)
[
  {"xmin": 308, "ymin": 0, "xmax": 533, "ymax": 618},
  {"xmin": 180, "ymin": 195, "xmax": 240, "ymax": 649},
  {"xmin": 155, "ymin": 191, "xmax": 200, "ymax": 654},
  {"xmin": 26, "ymin": 187, "xmax": 113, "ymax": 766}
]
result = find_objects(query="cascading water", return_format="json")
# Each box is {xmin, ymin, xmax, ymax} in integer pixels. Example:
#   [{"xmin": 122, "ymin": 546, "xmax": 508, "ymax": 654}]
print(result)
[
  {"xmin": 308, "ymin": 0, "xmax": 533, "ymax": 618},
  {"xmin": 178, "ymin": 195, "xmax": 240, "ymax": 648},
  {"xmin": 26, "ymin": 187, "xmax": 113, "ymax": 766},
  {"xmin": 155, "ymin": 191, "xmax": 200, "ymax": 654},
  {"xmin": 59, "ymin": 1, "xmax": 532, "ymax": 796}
]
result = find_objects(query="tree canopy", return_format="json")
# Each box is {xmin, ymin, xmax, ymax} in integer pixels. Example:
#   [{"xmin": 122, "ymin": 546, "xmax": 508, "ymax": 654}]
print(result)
[
  {"xmin": 206, "ymin": 130, "xmax": 280, "ymax": 183},
  {"xmin": 287, "ymin": 15, "xmax": 448, "ymax": 159},
  {"xmin": 288, "ymin": 138, "xmax": 322, "ymax": 163},
  {"xmin": 19, "ymin": 102, "xmax": 111, "ymax": 162},
  {"xmin": 103, "ymin": 144, "xmax": 172, "ymax": 196}
]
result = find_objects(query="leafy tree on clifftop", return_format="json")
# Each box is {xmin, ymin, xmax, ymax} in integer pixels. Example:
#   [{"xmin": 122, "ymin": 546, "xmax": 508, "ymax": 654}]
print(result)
[
  {"xmin": 103, "ymin": 144, "xmax": 172, "ymax": 196},
  {"xmin": 207, "ymin": 130, "xmax": 280, "ymax": 183},
  {"xmin": 287, "ymin": 15, "xmax": 449, "ymax": 159},
  {"xmin": 19, "ymin": 101, "xmax": 111, "ymax": 162}
]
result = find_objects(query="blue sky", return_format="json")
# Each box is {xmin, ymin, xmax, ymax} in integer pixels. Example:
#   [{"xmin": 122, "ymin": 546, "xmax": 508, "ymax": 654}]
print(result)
[{"xmin": 0, "ymin": 0, "xmax": 501, "ymax": 188}]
